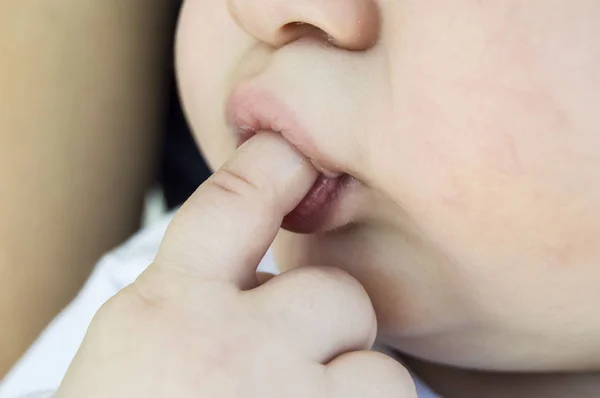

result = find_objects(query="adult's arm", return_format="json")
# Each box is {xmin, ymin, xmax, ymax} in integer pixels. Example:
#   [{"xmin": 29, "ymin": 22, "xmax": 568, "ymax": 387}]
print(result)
[{"xmin": 0, "ymin": 0, "xmax": 179, "ymax": 376}]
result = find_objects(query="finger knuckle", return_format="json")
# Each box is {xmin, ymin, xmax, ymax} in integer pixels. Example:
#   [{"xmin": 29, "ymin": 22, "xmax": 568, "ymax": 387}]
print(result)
[
  {"xmin": 292, "ymin": 266, "xmax": 374, "ymax": 313},
  {"xmin": 281, "ymin": 266, "xmax": 377, "ymax": 338},
  {"xmin": 210, "ymin": 167, "xmax": 264, "ymax": 200},
  {"xmin": 327, "ymin": 352, "xmax": 417, "ymax": 398},
  {"xmin": 292, "ymin": 266, "xmax": 360, "ymax": 291},
  {"xmin": 87, "ymin": 287, "xmax": 152, "ymax": 338},
  {"xmin": 370, "ymin": 354, "xmax": 417, "ymax": 394},
  {"xmin": 356, "ymin": 352, "xmax": 418, "ymax": 397},
  {"xmin": 96, "ymin": 283, "xmax": 160, "ymax": 321},
  {"xmin": 208, "ymin": 166, "xmax": 278, "ymax": 219}
]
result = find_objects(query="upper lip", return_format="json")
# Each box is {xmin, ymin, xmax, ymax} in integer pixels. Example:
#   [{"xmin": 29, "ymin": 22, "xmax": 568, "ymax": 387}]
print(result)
[{"xmin": 226, "ymin": 83, "xmax": 343, "ymax": 177}]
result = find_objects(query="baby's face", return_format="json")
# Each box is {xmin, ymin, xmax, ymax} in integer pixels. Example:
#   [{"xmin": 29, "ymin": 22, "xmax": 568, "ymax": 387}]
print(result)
[{"xmin": 177, "ymin": 0, "xmax": 600, "ymax": 371}]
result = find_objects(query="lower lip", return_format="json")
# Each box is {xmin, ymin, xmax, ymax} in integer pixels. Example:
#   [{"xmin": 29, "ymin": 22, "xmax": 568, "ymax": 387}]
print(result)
[
  {"xmin": 237, "ymin": 131, "xmax": 352, "ymax": 233},
  {"xmin": 282, "ymin": 173, "xmax": 352, "ymax": 234}
]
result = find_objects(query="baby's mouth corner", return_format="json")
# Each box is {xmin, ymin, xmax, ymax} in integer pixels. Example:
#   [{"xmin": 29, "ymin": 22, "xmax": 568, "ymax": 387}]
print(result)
[{"xmin": 310, "ymin": 159, "xmax": 344, "ymax": 179}]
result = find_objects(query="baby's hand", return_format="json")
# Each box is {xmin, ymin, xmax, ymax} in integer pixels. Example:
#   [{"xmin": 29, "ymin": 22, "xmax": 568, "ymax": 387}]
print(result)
[{"xmin": 56, "ymin": 134, "xmax": 416, "ymax": 398}]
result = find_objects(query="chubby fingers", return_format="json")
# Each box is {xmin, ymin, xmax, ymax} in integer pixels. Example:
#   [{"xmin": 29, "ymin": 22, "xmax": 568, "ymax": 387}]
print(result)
[
  {"xmin": 155, "ymin": 133, "xmax": 317, "ymax": 288},
  {"xmin": 327, "ymin": 351, "xmax": 418, "ymax": 398},
  {"xmin": 249, "ymin": 266, "xmax": 377, "ymax": 363}
]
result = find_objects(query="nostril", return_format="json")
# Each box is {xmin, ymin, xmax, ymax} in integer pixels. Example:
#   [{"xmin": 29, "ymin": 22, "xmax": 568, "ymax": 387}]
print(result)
[
  {"xmin": 228, "ymin": 0, "xmax": 380, "ymax": 51},
  {"xmin": 280, "ymin": 22, "xmax": 335, "ymax": 46}
]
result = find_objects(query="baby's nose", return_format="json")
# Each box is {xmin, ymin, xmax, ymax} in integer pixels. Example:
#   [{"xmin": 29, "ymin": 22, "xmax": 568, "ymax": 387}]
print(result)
[{"xmin": 228, "ymin": 0, "xmax": 380, "ymax": 51}]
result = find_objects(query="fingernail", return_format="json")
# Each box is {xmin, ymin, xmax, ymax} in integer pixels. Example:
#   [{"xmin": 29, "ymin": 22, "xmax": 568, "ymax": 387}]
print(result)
[{"xmin": 241, "ymin": 132, "xmax": 318, "ymax": 182}]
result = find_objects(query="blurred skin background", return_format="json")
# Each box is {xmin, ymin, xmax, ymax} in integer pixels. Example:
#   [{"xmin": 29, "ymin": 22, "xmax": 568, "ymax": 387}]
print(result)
[{"xmin": 0, "ymin": 1, "xmax": 210, "ymax": 376}]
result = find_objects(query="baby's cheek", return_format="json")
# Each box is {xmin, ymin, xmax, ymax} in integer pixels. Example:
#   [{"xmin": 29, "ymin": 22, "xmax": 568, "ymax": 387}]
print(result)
[
  {"xmin": 377, "ymin": 92, "xmax": 596, "ymax": 272},
  {"xmin": 417, "ymin": 149, "xmax": 595, "ymax": 273},
  {"xmin": 395, "ymin": 151, "xmax": 600, "ymax": 330},
  {"xmin": 385, "ymin": 65, "xmax": 599, "ymax": 275},
  {"xmin": 382, "ymin": 0, "xmax": 600, "ymax": 265}
]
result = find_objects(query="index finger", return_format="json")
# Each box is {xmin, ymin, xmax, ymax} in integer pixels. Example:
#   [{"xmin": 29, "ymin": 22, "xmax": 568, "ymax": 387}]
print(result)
[{"xmin": 155, "ymin": 133, "xmax": 317, "ymax": 288}]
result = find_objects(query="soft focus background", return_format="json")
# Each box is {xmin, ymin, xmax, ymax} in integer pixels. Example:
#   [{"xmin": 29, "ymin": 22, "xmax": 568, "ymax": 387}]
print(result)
[{"xmin": 0, "ymin": 0, "xmax": 211, "ymax": 383}]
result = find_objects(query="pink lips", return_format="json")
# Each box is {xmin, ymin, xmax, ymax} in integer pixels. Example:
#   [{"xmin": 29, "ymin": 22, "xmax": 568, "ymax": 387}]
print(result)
[
  {"xmin": 227, "ymin": 86, "xmax": 352, "ymax": 233},
  {"xmin": 282, "ymin": 173, "xmax": 351, "ymax": 233}
]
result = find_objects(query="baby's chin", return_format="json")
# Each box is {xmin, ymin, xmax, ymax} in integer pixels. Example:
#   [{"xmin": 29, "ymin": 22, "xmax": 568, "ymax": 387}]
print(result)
[
  {"xmin": 273, "ymin": 232, "xmax": 600, "ymax": 374},
  {"xmin": 380, "ymin": 297, "xmax": 600, "ymax": 373}
]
